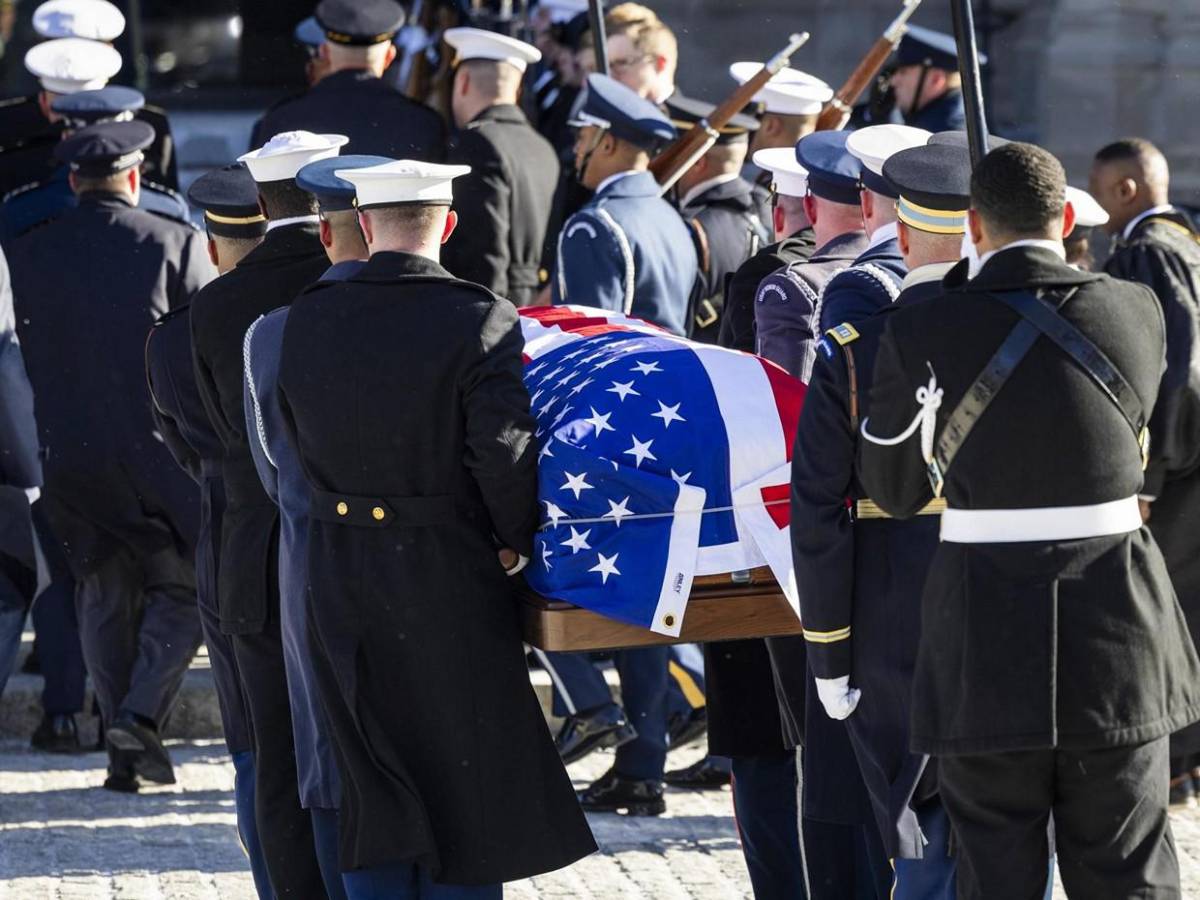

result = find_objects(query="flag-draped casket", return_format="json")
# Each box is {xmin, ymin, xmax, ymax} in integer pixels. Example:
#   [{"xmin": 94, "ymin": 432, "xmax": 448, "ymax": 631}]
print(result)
[{"xmin": 518, "ymin": 306, "xmax": 806, "ymax": 649}]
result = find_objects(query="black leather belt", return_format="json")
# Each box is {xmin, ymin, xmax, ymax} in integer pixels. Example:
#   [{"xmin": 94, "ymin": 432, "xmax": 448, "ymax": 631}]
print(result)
[{"xmin": 309, "ymin": 490, "xmax": 454, "ymax": 528}]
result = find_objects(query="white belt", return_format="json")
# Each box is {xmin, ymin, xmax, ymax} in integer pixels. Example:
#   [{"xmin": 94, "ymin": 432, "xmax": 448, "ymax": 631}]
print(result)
[{"xmin": 940, "ymin": 496, "xmax": 1141, "ymax": 544}]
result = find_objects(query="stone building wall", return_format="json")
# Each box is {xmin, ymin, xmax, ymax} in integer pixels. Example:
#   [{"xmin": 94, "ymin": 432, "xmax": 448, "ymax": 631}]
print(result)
[{"xmin": 653, "ymin": 0, "xmax": 1200, "ymax": 203}]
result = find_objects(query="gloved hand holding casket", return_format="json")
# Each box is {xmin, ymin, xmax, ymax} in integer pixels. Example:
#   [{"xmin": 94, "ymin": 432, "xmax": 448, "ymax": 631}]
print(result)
[{"xmin": 519, "ymin": 306, "xmax": 804, "ymax": 637}]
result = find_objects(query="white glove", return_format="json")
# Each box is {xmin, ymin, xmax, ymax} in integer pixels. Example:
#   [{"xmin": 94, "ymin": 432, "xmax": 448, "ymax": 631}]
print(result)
[{"xmin": 815, "ymin": 675, "xmax": 861, "ymax": 721}]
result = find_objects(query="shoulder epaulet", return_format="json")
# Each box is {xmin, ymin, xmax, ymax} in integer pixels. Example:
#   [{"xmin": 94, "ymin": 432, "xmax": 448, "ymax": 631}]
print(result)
[
  {"xmin": 2, "ymin": 180, "xmax": 45, "ymax": 204},
  {"xmin": 826, "ymin": 322, "xmax": 860, "ymax": 346}
]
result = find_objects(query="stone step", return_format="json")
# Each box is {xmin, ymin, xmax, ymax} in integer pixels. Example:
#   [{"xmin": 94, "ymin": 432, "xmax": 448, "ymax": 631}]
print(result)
[{"xmin": 0, "ymin": 633, "xmax": 620, "ymax": 743}]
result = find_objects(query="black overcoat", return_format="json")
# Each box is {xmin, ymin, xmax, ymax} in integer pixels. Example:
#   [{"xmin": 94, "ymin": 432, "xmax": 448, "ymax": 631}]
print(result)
[
  {"xmin": 189, "ymin": 222, "xmax": 329, "ymax": 635},
  {"xmin": 276, "ymin": 251, "xmax": 595, "ymax": 882},
  {"xmin": 442, "ymin": 104, "xmax": 560, "ymax": 307},
  {"xmin": 10, "ymin": 193, "xmax": 212, "ymax": 574},
  {"xmin": 860, "ymin": 245, "xmax": 1200, "ymax": 755},
  {"xmin": 716, "ymin": 227, "xmax": 815, "ymax": 353}
]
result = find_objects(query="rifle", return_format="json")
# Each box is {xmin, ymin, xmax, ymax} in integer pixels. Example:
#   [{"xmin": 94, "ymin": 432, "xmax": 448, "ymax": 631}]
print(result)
[
  {"xmin": 649, "ymin": 32, "xmax": 810, "ymax": 195},
  {"xmin": 950, "ymin": 0, "xmax": 989, "ymax": 167},
  {"xmin": 814, "ymin": 0, "xmax": 921, "ymax": 132}
]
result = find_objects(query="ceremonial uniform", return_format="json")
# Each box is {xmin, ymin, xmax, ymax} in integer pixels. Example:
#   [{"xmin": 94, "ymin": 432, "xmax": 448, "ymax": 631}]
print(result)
[
  {"xmin": 442, "ymin": 104, "xmax": 560, "ymax": 306},
  {"xmin": 905, "ymin": 89, "xmax": 965, "ymax": 133},
  {"xmin": 816, "ymin": 224, "xmax": 906, "ymax": 333},
  {"xmin": 860, "ymin": 242, "xmax": 1200, "ymax": 897},
  {"xmin": 890, "ymin": 27, "xmax": 982, "ymax": 136},
  {"xmin": 0, "ymin": 96, "xmax": 60, "ymax": 198},
  {"xmin": 11, "ymin": 121, "xmax": 211, "ymax": 791},
  {"xmin": 277, "ymin": 236, "xmax": 596, "ymax": 882},
  {"xmin": 718, "ymin": 226, "xmax": 815, "ymax": 353},
  {"xmin": 1104, "ymin": 207, "xmax": 1200, "ymax": 763}
]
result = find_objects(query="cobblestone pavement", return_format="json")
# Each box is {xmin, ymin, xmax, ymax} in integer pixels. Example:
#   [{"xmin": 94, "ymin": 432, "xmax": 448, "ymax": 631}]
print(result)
[{"xmin": 1, "ymin": 738, "xmax": 1199, "ymax": 899}]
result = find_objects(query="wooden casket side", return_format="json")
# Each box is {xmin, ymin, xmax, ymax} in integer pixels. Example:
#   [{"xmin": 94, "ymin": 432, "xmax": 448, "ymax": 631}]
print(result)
[{"xmin": 519, "ymin": 567, "xmax": 803, "ymax": 652}]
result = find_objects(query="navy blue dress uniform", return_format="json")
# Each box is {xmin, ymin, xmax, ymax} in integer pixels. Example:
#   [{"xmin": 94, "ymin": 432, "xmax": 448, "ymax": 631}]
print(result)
[
  {"xmin": 250, "ymin": 0, "xmax": 446, "ymax": 162},
  {"xmin": 143, "ymin": 161, "xmax": 274, "ymax": 897},
  {"xmin": 10, "ymin": 121, "xmax": 211, "ymax": 790},
  {"xmin": 1104, "ymin": 207, "xmax": 1200, "ymax": 762},
  {"xmin": 754, "ymin": 130, "xmax": 867, "ymax": 379},
  {"xmin": 888, "ymin": 25, "xmax": 985, "ymax": 134},
  {"xmin": 440, "ymin": 29, "xmax": 560, "ymax": 306},
  {"xmin": 666, "ymin": 96, "xmax": 770, "ymax": 344},
  {"xmin": 814, "ymin": 124, "xmax": 931, "ymax": 335},
  {"xmin": 552, "ymin": 74, "xmax": 699, "ymax": 336},
  {"xmin": 793, "ymin": 144, "xmax": 972, "ymax": 899},
  {"xmin": 1, "ymin": 87, "xmax": 190, "ymax": 246},
  {"xmin": 274, "ymin": 160, "xmax": 595, "ymax": 888},
  {"xmin": 859, "ymin": 149, "xmax": 1200, "ymax": 894},
  {"xmin": 190, "ymin": 132, "xmax": 343, "ymax": 899}
]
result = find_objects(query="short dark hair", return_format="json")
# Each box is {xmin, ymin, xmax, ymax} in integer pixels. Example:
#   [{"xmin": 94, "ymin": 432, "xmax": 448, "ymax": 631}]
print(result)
[
  {"xmin": 257, "ymin": 179, "xmax": 318, "ymax": 220},
  {"xmin": 971, "ymin": 142, "xmax": 1066, "ymax": 238},
  {"xmin": 1094, "ymin": 137, "xmax": 1162, "ymax": 168}
]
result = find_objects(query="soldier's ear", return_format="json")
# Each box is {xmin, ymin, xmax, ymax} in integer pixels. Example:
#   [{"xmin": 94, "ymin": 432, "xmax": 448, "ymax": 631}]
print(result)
[
  {"xmin": 897, "ymin": 220, "xmax": 911, "ymax": 256},
  {"xmin": 1117, "ymin": 177, "xmax": 1138, "ymax": 203},
  {"xmin": 967, "ymin": 208, "xmax": 984, "ymax": 248},
  {"xmin": 358, "ymin": 210, "xmax": 375, "ymax": 247},
  {"xmin": 207, "ymin": 238, "xmax": 220, "ymax": 269},
  {"xmin": 1061, "ymin": 199, "xmax": 1077, "ymax": 240},
  {"xmin": 441, "ymin": 210, "xmax": 459, "ymax": 245}
]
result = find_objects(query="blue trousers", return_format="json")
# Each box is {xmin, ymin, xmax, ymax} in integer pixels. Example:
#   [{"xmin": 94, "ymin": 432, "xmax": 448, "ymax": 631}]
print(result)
[
  {"xmin": 342, "ymin": 863, "xmax": 500, "ymax": 900},
  {"xmin": 803, "ymin": 818, "xmax": 892, "ymax": 900},
  {"xmin": 539, "ymin": 646, "xmax": 670, "ymax": 780},
  {"xmin": 0, "ymin": 602, "xmax": 23, "ymax": 699},
  {"xmin": 311, "ymin": 807, "xmax": 349, "ymax": 900},
  {"xmin": 892, "ymin": 799, "xmax": 956, "ymax": 900},
  {"xmin": 731, "ymin": 751, "xmax": 806, "ymax": 900},
  {"xmin": 231, "ymin": 750, "xmax": 274, "ymax": 900},
  {"xmin": 32, "ymin": 576, "xmax": 85, "ymax": 715}
]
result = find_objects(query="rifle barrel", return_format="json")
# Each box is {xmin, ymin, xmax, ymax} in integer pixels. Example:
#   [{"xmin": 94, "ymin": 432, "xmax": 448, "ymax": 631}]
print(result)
[{"xmin": 950, "ymin": 0, "xmax": 989, "ymax": 168}]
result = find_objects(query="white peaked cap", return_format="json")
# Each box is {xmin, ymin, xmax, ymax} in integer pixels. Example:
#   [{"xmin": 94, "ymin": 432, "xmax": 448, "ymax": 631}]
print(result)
[
  {"xmin": 753, "ymin": 147, "xmax": 809, "ymax": 198},
  {"xmin": 729, "ymin": 62, "xmax": 833, "ymax": 116},
  {"xmin": 846, "ymin": 124, "xmax": 931, "ymax": 175},
  {"xmin": 444, "ymin": 27, "xmax": 541, "ymax": 74},
  {"xmin": 33, "ymin": 0, "xmax": 125, "ymax": 41},
  {"xmin": 539, "ymin": 0, "xmax": 588, "ymax": 23},
  {"xmin": 1065, "ymin": 186, "xmax": 1109, "ymax": 229},
  {"xmin": 25, "ymin": 37, "xmax": 122, "ymax": 94},
  {"xmin": 238, "ymin": 131, "xmax": 350, "ymax": 183},
  {"xmin": 336, "ymin": 159, "xmax": 472, "ymax": 208}
]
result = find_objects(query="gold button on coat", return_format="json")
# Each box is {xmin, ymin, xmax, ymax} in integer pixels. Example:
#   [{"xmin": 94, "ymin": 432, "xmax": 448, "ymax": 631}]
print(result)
[
  {"xmin": 336, "ymin": 501, "xmax": 349, "ymax": 516},
  {"xmin": 372, "ymin": 507, "xmax": 385, "ymax": 521}
]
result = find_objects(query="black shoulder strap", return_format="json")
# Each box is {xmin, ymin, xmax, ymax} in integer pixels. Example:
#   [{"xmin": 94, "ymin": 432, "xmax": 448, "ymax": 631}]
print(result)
[{"xmin": 928, "ymin": 288, "xmax": 1147, "ymax": 496}]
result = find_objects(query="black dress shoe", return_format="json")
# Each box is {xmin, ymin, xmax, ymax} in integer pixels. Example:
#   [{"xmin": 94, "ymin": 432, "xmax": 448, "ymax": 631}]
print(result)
[
  {"xmin": 30, "ymin": 713, "xmax": 82, "ymax": 754},
  {"xmin": 667, "ymin": 707, "xmax": 708, "ymax": 751},
  {"xmin": 578, "ymin": 767, "xmax": 666, "ymax": 816},
  {"xmin": 102, "ymin": 747, "xmax": 139, "ymax": 794},
  {"xmin": 555, "ymin": 703, "xmax": 637, "ymax": 765},
  {"xmin": 106, "ymin": 716, "xmax": 176, "ymax": 785},
  {"xmin": 664, "ymin": 757, "xmax": 732, "ymax": 790}
]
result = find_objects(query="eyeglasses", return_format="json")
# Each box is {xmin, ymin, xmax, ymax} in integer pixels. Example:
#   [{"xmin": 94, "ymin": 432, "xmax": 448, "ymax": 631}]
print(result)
[{"xmin": 608, "ymin": 54, "xmax": 654, "ymax": 73}]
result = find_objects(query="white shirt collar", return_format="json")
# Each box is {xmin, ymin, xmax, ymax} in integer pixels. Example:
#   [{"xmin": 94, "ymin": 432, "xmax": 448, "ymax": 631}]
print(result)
[
  {"xmin": 680, "ymin": 173, "xmax": 740, "ymax": 210},
  {"xmin": 595, "ymin": 169, "xmax": 640, "ymax": 196},
  {"xmin": 266, "ymin": 214, "xmax": 320, "ymax": 232},
  {"xmin": 867, "ymin": 220, "xmax": 898, "ymax": 250},
  {"xmin": 900, "ymin": 260, "xmax": 957, "ymax": 292},
  {"xmin": 1122, "ymin": 204, "xmax": 1175, "ymax": 240},
  {"xmin": 976, "ymin": 238, "xmax": 1066, "ymax": 276}
]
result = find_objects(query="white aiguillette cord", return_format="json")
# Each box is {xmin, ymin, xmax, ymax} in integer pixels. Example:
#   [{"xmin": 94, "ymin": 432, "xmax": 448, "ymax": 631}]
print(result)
[
  {"xmin": 539, "ymin": 497, "xmax": 789, "ymax": 531},
  {"xmin": 860, "ymin": 363, "xmax": 943, "ymax": 465}
]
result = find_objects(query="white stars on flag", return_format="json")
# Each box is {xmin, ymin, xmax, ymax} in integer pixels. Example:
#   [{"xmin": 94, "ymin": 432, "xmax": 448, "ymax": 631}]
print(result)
[
  {"xmin": 561, "ymin": 471, "xmax": 593, "ymax": 500},
  {"xmin": 545, "ymin": 501, "xmax": 567, "ymax": 528},
  {"xmin": 584, "ymin": 407, "xmax": 615, "ymax": 436},
  {"xmin": 652, "ymin": 401, "xmax": 685, "ymax": 429},
  {"xmin": 589, "ymin": 552, "xmax": 621, "ymax": 584},
  {"xmin": 540, "ymin": 542, "xmax": 554, "ymax": 571},
  {"xmin": 568, "ymin": 377, "xmax": 594, "ymax": 397},
  {"xmin": 624, "ymin": 435, "xmax": 657, "ymax": 468},
  {"xmin": 631, "ymin": 360, "xmax": 662, "ymax": 376},
  {"xmin": 607, "ymin": 380, "xmax": 640, "ymax": 402},
  {"xmin": 603, "ymin": 496, "xmax": 634, "ymax": 526},
  {"xmin": 539, "ymin": 441, "xmax": 555, "ymax": 460},
  {"xmin": 551, "ymin": 404, "xmax": 574, "ymax": 428},
  {"xmin": 670, "ymin": 469, "xmax": 691, "ymax": 485},
  {"xmin": 562, "ymin": 527, "xmax": 592, "ymax": 555}
]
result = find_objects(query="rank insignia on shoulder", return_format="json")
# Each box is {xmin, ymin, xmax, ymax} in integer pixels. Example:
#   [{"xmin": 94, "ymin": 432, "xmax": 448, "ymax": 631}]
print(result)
[{"xmin": 826, "ymin": 323, "xmax": 860, "ymax": 346}]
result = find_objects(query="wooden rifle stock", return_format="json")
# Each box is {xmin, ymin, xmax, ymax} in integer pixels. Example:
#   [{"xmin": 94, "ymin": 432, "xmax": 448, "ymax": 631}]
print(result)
[
  {"xmin": 649, "ymin": 32, "xmax": 810, "ymax": 193},
  {"xmin": 815, "ymin": 0, "xmax": 922, "ymax": 132}
]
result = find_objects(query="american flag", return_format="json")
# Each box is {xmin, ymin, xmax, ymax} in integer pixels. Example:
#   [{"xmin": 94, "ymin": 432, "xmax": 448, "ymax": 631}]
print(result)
[{"xmin": 520, "ymin": 306, "xmax": 805, "ymax": 636}]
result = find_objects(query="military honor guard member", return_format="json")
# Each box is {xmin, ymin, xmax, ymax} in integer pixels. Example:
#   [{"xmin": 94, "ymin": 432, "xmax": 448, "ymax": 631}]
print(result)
[
  {"xmin": 886, "ymin": 24, "xmax": 985, "ymax": 134},
  {"xmin": 1, "ymin": 86, "xmax": 189, "ymax": 245},
  {"xmin": 0, "ymin": 36, "xmax": 121, "ymax": 197},
  {"xmin": 815, "ymin": 123, "xmax": 929, "ymax": 334},
  {"xmin": 144, "ymin": 160, "xmax": 273, "ymax": 900},
  {"xmin": 718, "ymin": 145, "xmax": 816, "ymax": 353},
  {"xmin": 274, "ymin": 158, "xmax": 595, "ymax": 897},
  {"xmin": 1062, "ymin": 185, "xmax": 1109, "ymax": 271},
  {"xmin": 665, "ymin": 95, "xmax": 770, "ymax": 343},
  {"xmin": 794, "ymin": 142, "xmax": 974, "ymax": 900},
  {"xmin": 241, "ymin": 154, "xmax": 390, "ymax": 900},
  {"xmin": 10, "ymin": 120, "xmax": 213, "ymax": 792},
  {"xmin": 1090, "ymin": 138, "xmax": 1200, "ymax": 804},
  {"xmin": 251, "ymin": 0, "xmax": 446, "ymax": 162},
  {"xmin": 551, "ymin": 73, "xmax": 698, "ymax": 334},
  {"xmin": 190, "ymin": 131, "xmax": 343, "ymax": 899},
  {"xmin": 860, "ymin": 141, "xmax": 1200, "ymax": 898},
  {"xmin": 440, "ymin": 27, "xmax": 561, "ymax": 306},
  {"xmin": 754, "ymin": 130, "xmax": 867, "ymax": 378}
]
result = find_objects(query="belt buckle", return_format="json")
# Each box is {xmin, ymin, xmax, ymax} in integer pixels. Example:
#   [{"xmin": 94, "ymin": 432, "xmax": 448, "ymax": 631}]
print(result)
[{"xmin": 926, "ymin": 459, "xmax": 945, "ymax": 498}]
